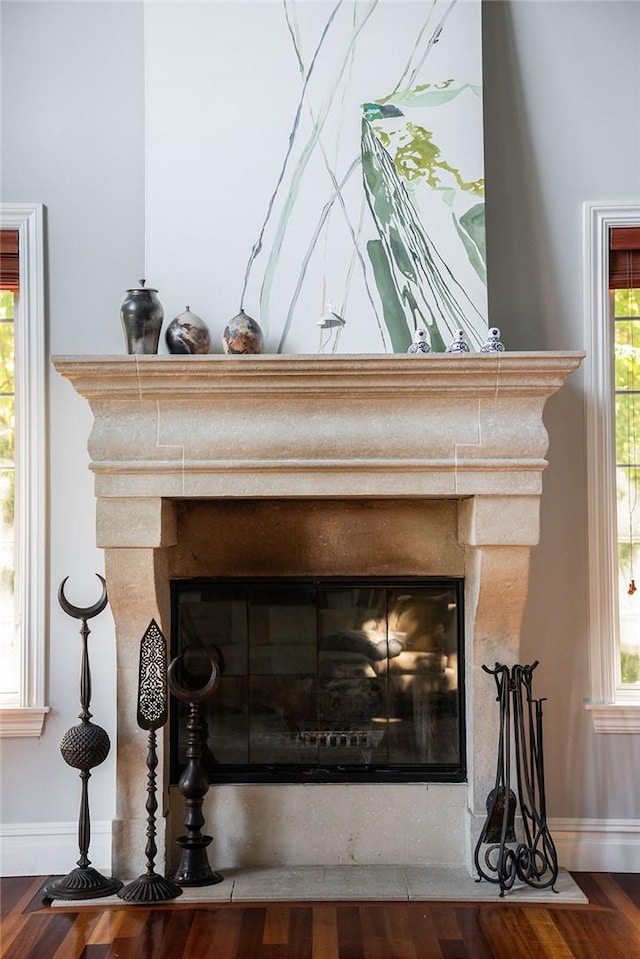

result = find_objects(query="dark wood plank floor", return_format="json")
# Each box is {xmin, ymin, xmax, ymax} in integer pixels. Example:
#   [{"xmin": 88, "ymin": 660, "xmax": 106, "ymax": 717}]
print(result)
[{"xmin": 1, "ymin": 873, "xmax": 639, "ymax": 959}]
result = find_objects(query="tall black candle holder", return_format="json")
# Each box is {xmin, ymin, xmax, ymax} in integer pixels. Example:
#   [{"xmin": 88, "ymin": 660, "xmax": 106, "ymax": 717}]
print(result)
[
  {"xmin": 474, "ymin": 661, "xmax": 558, "ymax": 897},
  {"xmin": 118, "ymin": 620, "xmax": 183, "ymax": 903},
  {"xmin": 167, "ymin": 652, "xmax": 223, "ymax": 887},
  {"xmin": 44, "ymin": 575, "xmax": 123, "ymax": 901}
]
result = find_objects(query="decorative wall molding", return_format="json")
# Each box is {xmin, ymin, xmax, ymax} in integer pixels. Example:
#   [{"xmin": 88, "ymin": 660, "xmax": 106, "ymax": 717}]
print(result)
[
  {"xmin": 583, "ymin": 703, "xmax": 640, "ymax": 734},
  {"xmin": 0, "ymin": 706, "xmax": 48, "ymax": 739},
  {"xmin": 0, "ymin": 203, "xmax": 47, "ymax": 736},
  {"xmin": 548, "ymin": 817, "xmax": 640, "ymax": 873},
  {"xmin": 1, "ymin": 818, "xmax": 637, "ymax": 878},
  {"xmin": 0, "ymin": 821, "xmax": 112, "ymax": 878}
]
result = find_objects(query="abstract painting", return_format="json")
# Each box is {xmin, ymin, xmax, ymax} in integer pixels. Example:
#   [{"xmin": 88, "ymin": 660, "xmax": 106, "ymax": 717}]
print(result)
[{"xmin": 145, "ymin": 0, "xmax": 486, "ymax": 354}]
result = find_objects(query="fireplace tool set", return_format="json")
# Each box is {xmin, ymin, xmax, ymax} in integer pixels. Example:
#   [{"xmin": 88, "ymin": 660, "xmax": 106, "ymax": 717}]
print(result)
[
  {"xmin": 46, "ymin": 576, "xmax": 225, "ymax": 902},
  {"xmin": 474, "ymin": 661, "xmax": 558, "ymax": 897}
]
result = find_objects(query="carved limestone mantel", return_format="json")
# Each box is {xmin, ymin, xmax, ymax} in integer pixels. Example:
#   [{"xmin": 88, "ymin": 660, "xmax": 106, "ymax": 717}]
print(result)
[
  {"xmin": 53, "ymin": 352, "xmax": 583, "ymax": 501},
  {"xmin": 52, "ymin": 352, "xmax": 584, "ymax": 877}
]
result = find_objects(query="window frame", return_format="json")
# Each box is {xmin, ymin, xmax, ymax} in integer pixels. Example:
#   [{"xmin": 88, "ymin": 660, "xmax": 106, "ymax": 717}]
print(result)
[
  {"xmin": 0, "ymin": 203, "xmax": 48, "ymax": 737},
  {"xmin": 584, "ymin": 202, "xmax": 640, "ymax": 733}
]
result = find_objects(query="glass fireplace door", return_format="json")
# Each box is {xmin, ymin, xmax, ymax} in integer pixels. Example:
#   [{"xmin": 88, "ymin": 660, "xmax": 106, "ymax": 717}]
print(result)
[{"xmin": 170, "ymin": 578, "xmax": 465, "ymax": 784}]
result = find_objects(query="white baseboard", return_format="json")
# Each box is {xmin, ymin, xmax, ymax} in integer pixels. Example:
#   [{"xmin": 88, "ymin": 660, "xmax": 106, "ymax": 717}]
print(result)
[
  {"xmin": 1, "ymin": 818, "xmax": 638, "ymax": 878},
  {"xmin": 0, "ymin": 821, "xmax": 112, "ymax": 878},
  {"xmin": 548, "ymin": 818, "xmax": 640, "ymax": 873}
]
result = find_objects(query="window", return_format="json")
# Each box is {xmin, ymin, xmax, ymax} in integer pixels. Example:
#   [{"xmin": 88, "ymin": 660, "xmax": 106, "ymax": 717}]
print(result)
[
  {"xmin": 584, "ymin": 203, "xmax": 640, "ymax": 732},
  {"xmin": 0, "ymin": 286, "xmax": 17, "ymax": 699},
  {"xmin": 613, "ymin": 286, "xmax": 640, "ymax": 689},
  {"xmin": 0, "ymin": 204, "xmax": 47, "ymax": 737}
]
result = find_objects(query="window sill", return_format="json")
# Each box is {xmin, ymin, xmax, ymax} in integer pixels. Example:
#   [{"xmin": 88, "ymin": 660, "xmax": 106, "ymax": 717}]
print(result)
[
  {"xmin": 584, "ymin": 703, "xmax": 640, "ymax": 733},
  {"xmin": 0, "ymin": 706, "xmax": 49, "ymax": 738}
]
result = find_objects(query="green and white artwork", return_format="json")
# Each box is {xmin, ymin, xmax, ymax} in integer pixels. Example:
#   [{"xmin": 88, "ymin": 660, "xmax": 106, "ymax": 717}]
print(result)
[{"xmin": 145, "ymin": 0, "xmax": 486, "ymax": 354}]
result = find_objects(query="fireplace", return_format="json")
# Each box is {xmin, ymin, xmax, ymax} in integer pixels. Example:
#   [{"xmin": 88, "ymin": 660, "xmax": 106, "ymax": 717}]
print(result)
[{"xmin": 52, "ymin": 352, "xmax": 583, "ymax": 876}]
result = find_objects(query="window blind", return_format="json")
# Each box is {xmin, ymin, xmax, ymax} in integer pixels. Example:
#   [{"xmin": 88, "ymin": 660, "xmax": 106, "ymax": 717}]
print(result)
[
  {"xmin": 0, "ymin": 229, "xmax": 19, "ymax": 292},
  {"xmin": 609, "ymin": 226, "xmax": 640, "ymax": 290}
]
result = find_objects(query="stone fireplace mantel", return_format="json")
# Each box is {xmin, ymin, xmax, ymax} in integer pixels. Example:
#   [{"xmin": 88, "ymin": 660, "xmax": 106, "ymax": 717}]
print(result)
[{"xmin": 53, "ymin": 352, "xmax": 583, "ymax": 877}]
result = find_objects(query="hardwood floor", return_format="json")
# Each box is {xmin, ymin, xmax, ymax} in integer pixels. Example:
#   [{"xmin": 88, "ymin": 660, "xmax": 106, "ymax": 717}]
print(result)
[{"xmin": 1, "ymin": 873, "xmax": 639, "ymax": 959}]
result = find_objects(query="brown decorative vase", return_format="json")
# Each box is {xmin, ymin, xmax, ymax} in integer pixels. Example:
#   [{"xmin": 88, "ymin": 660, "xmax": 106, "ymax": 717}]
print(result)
[{"xmin": 222, "ymin": 310, "xmax": 264, "ymax": 354}]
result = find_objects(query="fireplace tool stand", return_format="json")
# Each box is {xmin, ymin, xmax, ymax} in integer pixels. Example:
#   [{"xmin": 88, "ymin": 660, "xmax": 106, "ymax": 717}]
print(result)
[
  {"xmin": 474, "ymin": 661, "xmax": 558, "ymax": 897},
  {"xmin": 119, "ymin": 620, "xmax": 183, "ymax": 903},
  {"xmin": 168, "ymin": 652, "xmax": 223, "ymax": 886},
  {"xmin": 44, "ymin": 576, "xmax": 123, "ymax": 901}
]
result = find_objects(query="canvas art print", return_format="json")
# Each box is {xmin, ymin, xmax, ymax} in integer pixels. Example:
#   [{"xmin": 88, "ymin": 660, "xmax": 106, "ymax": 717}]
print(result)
[{"xmin": 146, "ymin": 0, "xmax": 486, "ymax": 354}]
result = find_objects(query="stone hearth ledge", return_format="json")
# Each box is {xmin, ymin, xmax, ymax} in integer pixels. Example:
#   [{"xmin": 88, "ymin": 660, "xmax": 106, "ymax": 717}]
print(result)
[{"xmin": 48, "ymin": 865, "xmax": 587, "ymax": 906}]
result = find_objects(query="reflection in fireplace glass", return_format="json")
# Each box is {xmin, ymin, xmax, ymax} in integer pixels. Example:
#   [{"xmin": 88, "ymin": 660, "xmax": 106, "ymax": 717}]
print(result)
[{"xmin": 170, "ymin": 578, "xmax": 465, "ymax": 784}]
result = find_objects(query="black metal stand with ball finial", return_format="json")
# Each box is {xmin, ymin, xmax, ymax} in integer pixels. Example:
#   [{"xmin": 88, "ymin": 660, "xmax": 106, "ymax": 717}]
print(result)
[
  {"xmin": 118, "ymin": 620, "xmax": 183, "ymax": 903},
  {"xmin": 167, "ymin": 652, "xmax": 223, "ymax": 887},
  {"xmin": 44, "ymin": 575, "xmax": 123, "ymax": 901}
]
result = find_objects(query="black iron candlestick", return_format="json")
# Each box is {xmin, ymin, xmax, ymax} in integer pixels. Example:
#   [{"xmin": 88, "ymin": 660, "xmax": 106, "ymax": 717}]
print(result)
[
  {"xmin": 118, "ymin": 620, "xmax": 183, "ymax": 903},
  {"xmin": 167, "ymin": 652, "xmax": 223, "ymax": 886},
  {"xmin": 474, "ymin": 661, "xmax": 558, "ymax": 897},
  {"xmin": 44, "ymin": 575, "xmax": 123, "ymax": 901}
]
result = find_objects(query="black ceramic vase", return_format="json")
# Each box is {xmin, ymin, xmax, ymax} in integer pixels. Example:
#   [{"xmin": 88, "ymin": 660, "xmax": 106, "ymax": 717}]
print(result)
[{"xmin": 120, "ymin": 279, "xmax": 164, "ymax": 354}]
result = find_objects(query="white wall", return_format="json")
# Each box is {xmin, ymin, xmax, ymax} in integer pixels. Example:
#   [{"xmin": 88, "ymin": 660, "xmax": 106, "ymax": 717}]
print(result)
[
  {"xmin": 0, "ymin": 1, "xmax": 145, "ymax": 852},
  {"xmin": 483, "ymin": 0, "xmax": 640, "ymax": 825},
  {"xmin": 1, "ymin": 0, "xmax": 640, "ymax": 874}
]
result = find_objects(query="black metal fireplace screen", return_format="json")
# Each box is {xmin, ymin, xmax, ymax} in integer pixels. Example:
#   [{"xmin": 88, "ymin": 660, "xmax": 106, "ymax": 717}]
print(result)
[{"xmin": 170, "ymin": 577, "xmax": 465, "ymax": 784}]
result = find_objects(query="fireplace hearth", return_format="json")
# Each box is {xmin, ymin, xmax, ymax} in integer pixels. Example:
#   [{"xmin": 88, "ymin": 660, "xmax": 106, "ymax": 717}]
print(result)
[{"xmin": 52, "ymin": 352, "xmax": 583, "ymax": 876}]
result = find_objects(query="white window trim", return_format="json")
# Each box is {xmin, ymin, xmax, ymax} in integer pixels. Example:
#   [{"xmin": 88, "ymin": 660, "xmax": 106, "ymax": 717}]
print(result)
[
  {"xmin": 0, "ymin": 203, "xmax": 48, "ymax": 737},
  {"xmin": 584, "ymin": 201, "xmax": 640, "ymax": 733}
]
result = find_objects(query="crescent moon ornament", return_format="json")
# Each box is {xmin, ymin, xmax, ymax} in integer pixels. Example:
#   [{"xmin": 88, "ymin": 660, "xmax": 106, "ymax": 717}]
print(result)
[
  {"xmin": 167, "ymin": 653, "xmax": 220, "ymax": 702},
  {"xmin": 58, "ymin": 574, "xmax": 108, "ymax": 621},
  {"xmin": 44, "ymin": 574, "xmax": 122, "ymax": 901}
]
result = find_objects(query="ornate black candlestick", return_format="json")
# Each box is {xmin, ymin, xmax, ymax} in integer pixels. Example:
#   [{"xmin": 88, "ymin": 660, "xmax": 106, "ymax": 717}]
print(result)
[
  {"xmin": 118, "ymin": 620, "xmax": 182, "ymax": 903},
  {"xmin": 167, "ymin": 653, "xmax": 223, "ymax": 886},
  {"xmin": 44, "ymin": 575, "xmax": 123, "ymax": 901},
  {"xmin": 474, "ymin": 661, "xmax": 558, "ymax": 897}
]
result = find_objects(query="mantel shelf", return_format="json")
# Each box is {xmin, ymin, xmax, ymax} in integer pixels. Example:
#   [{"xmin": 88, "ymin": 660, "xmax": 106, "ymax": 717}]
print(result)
[{"xmin": 52, "ymin": 352, "xmax": 585, "ymax": 399}]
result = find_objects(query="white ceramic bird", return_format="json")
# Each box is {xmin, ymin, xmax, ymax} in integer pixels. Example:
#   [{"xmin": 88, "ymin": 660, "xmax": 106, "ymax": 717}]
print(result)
[
  {"xmin": 446, "ymin": 329, "xmax": 471, "ymax": 353},
  {"xmin": 407, "ymin": 328, "xmax": 432, "ymax": 354},
  {"xmin": 480, "ymin": 327, "xmax": 505, "ymax": 353}
]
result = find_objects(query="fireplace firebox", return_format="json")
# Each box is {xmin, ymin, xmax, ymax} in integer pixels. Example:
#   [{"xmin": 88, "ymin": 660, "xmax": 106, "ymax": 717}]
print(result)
[{"xmin": 170, "ymin": 577, "xmax": 465, "ymax": 784}]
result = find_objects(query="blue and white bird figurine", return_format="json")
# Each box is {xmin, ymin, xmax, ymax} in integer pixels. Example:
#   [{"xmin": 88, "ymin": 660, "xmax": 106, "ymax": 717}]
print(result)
[
  {"xmin": 446, "ymin": 329, "xmax": 471, "ymax": 353},
  {"xmin": 480, "ymin": 327, "xmax": 505, "ymax": 353},
  {"xmin": 407, "ymin": 328, "xmax": 432, "ymax": 354}
]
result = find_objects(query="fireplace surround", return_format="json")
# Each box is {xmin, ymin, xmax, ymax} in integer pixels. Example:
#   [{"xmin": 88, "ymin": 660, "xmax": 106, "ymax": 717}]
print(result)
[{"xmin": 53, "ymin": 352, "xmax": 583, "ymax": 877}]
